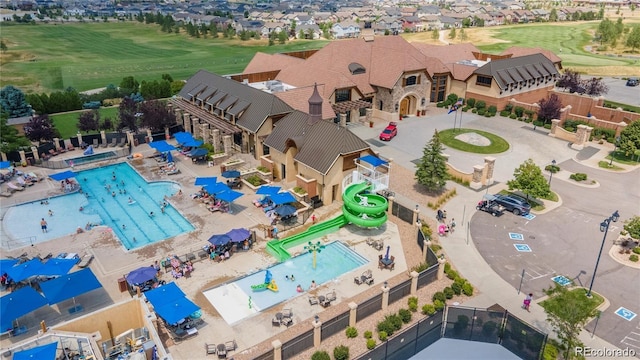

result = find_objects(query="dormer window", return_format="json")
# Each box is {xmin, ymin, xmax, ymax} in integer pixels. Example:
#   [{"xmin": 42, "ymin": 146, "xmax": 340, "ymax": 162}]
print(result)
[{"xmin": 348, "ymin": 62, "xmax": 366, "ymax": 75}]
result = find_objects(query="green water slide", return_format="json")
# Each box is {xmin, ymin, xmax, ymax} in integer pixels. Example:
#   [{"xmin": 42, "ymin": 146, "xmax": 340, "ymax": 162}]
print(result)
[{"xmin": 342, "ymin": 182, "xmax": 388, "ymax": 228}]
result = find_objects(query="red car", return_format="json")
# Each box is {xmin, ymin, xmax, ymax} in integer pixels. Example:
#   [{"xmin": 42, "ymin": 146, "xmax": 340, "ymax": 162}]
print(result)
[{"xmin": 379, "ymin": 122, "xmax": 398, "ymax": 141}]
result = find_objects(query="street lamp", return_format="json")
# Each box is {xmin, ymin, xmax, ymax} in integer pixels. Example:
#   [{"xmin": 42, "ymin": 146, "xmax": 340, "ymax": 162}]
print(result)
[
  {"xmin": 609, "ymin": 136, "xmax": 621, "ymax": 167},
  {"xmin": 548, "ymin": 160, "xmax": 557, "ymax": 185},
  {"xmin": 586, "ymin": 210, "xmax": 620, "ymax": 297}
]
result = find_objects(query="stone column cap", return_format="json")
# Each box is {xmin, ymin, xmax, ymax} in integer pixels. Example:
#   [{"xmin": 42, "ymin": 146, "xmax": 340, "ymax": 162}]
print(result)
[
  {"xmin": 272, "ymin": 339, "xmax": 282, "ymax": 348},
  {"xmin": 348, "ymin": 302, "xmax": 358, "ymax": 310}
]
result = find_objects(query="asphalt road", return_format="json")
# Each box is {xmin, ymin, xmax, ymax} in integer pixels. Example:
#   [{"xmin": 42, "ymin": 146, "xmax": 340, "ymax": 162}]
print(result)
[{"xmin": 598, "ymin": 77, "xmax": 640, "ymax": 106}]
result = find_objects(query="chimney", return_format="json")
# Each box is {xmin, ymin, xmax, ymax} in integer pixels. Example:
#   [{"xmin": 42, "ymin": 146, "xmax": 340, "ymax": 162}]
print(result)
[{"xmin": 308, "ymin": 83, "xmax": 323, "ymax": 125}]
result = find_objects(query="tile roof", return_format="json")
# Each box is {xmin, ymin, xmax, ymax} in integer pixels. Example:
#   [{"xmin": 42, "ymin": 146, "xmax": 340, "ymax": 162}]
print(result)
[
  {"xmin": 500, "ymin": 46, "xmax": 562, "ymax": 64},
  {"xmin": 473, "ymin": 53, "xmax": 559, "ymax": 90},
  {"xmin": 264, "ymin": 111, "xmax": 370, "ymax": 175},
  {"xmin": 242, "ymin": 52, "xmax": 305, "ymax": 74},
  {"xmin": 178, "ymin": 70, "xmax": 292, "ymax": 133},
  {"xmin": 274, "ymin": 85, "xmax": 336, "ymax": 120},
  {"xmin": 412, "ymin": 42, "xmax": 480, "ymax": 67}
]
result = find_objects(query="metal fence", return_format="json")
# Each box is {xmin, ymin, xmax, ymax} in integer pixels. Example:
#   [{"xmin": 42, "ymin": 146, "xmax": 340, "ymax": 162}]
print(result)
[
  {"xmin": 502, "ymin": 313, "xmax": 547, "ymax": 360},
  {"xmin": 321, "ymin": 312, "xmax": 350, "ymax": 341},
  {"xmin": 281, "ymin": 330, "xmax": 314, "ymax": 359},
  {"xmin": 253, "ymin": 350, "xmax": 274, "ymax": 360},
  {"xmin": 388, "ymin": 278, "xmax": 412, "ymax": 305},
  {"xmin": 274, "ymin": 208, "xmax": 312, "ymax": 233},
  {"xmin": 417, "ymin": 229, "xmax": 426, "ymax": 251},
  {"xmin": 390, "ymin": 201, "xmax": 414, "ymax": 224},
  {"xmin": 417, "ymin": 265, "xmax": 438, "ymax": 289},
  {"xmin": 356, "ymin": 294, "xmax": 383, "ymax": 322}
]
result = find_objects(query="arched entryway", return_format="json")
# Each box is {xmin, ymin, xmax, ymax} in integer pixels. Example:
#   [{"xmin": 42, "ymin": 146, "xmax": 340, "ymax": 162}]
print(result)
[{"xmin": 399, "ymin": 95, "xmax": 417, "ymax": 117}]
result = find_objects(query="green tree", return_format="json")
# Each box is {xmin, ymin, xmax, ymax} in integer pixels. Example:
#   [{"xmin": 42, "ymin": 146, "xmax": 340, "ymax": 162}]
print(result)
[
  {"xmin": 415, "ymin": 130, "xmax": 449, "ymax": 192},
  {"xmin": 24, "ymin": 114, "xmax": 56, "ymax": 143},
  {"xmin": 543, "ymin": 285, "xmax": 598, "ymax": 359},
  {"xmin": 626, "ymin": 26, "xmax": 640, "ymax": 51},
  {"xmin": 431, "ymin": 29, "xmax": 439, "ymax": 40},
  {"xmin": 119, "ymin": 76, "xmax": 139, "ymax": 96},
  {"xmin": 448, "ymin": 27, "xmax": 456, "ymax": 40},
  {"xmin": 506, "ymin": 158, "xmax": 550, "ymax": 200},
  {"xmin": 277, "ymin": 31, "xmax": 287, "ymax": 44},
  {"xmin": 458, "ymin": 28, "xmax": 467, "ymax": 41},
  {"xmin": 596, "ymin": 18, "xmax": 616, "ymax": 45},
  {"xmin": 0, "ymin": 112, "xmax": 31, "ymax": 153},
  {"xmin": 0, "ymin": 40, "xmax": 7, "ymax": 53},
  {"xmin": 618, "ymin": 120, "xmax": 640, "ymax": 158},
  {"xmin": 549, "ymin": 8, "xmax": 558, "ymax": 22},
  {"xmin": 623, "ymin": 216, "xmax": 640, "ymax": 240},
  {"xmin": 0, "ymin": 85, "xmax": 32, "ymax": 118}
]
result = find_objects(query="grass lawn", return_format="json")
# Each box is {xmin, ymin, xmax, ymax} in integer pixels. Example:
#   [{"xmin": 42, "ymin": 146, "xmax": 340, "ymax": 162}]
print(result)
[
  {"xmin": 439, "ymin": 128, "xmax": 509, "ymax": 154},
  {"xmin": 51, "ymin": 107, "xmax": 119, "ymax": 139},
  {"xmin": 603, "ymin": 100, "xmax": 640, "ymax": 114},
  {"xmin": 541, "ymin": 288, "xmax": 604, "ymax": 313},
  {"xmin": 605, "ymin": 151, "xmax": 640, "ymax": 165},
  {"xmin": 598, "ymin": 160, "xmax": 625, "ymax": 170},
  {"xmin": 0, "ymin": 22, "xmax": 328, "ymax": 93}
]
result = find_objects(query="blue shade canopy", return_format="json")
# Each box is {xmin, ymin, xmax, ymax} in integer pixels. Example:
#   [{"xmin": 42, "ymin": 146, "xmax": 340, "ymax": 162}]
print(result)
[
  {"xmin": 204, "ymin": 182, "xmax": 231, "ymax": 195},
  {"xmin": 256, "ymin": 185, "xmax": 281, "ymax": 195},
  {"xmin": 221, "ymin": 170, "xmax": 241, "ymax": 178},
  {"xmin": 0, "ymin": 161, "xmax": 11, "ymax": 169},
  {"xmin": 145, "ymin": 282, "xmax": 186, "ymax": 308},
  {"xmin": 225, "ymin": 228, "xmax": 251, "ymax": 243},
  {"xmin": 40, "ymin": 268, "xmax": 102, "ymax": 305},
  {"xmin": 183, "ymin": 139, "xmax": 203, "ymax": 147},
  {"xmin": 149, "ymin": 141, "xmax": 176, "ymax": 152},
  {"xmin": 359, "ymin": 155, "xmax": 387, "ymax": 167},
  {"xmin": 189, "ymin": 148, "xmax": 208, "ymax": 158},
  {"xmin": 216, "ymin": 190, "xmax": 243, "ymax": 203},
  {"xmin": 83, "ymin": 146, "xmax": 94, "ymax": 156},
  {"xmin": 268, "ymin": 192, "xmax": 296, "ymax": 205},
  {"xmin": 126, "ymin": 266, "xmax": 158, "ymax": 285},
  {"xmin": 194, "ymin": 177, "xmax": 217, "ymax": 186},
  {"xmin": 5, "ymin": 259, "xmax": 45, "ymax": 283},
  {"xmin": 208, "ymin": 234, "xmax": 231, "ymax": 246},
  {"xmin": 274, "ymin": 204, "xmax": 297, "ymax": 217},
  {"xmin": 39, "ymin": 259, "xmax": 77, "ymax": 277},
  {"xmin": 174, "ymin": 132, "xmax": 193, "ymax": 144},
  {"xmin": 154, "ymin": 297, "xmax": 200, "ymax": 325},
  {"xmin": 166, "ymin": 151, "xmax": 173, "ymax": 163},
  {"xmin": 0, "ymin": 287, "xmax": 48, "ymax": 332},
  {"xmin": 0, "ymin": 259, "xmax": 19, "ymax": 274},
  {"xmin": 13, "ymin": 342, "xmax": 58, "ymax": 360},
  {"xmin": 49, "ymin": 170, "xmax": 77, "ymax": 181}
]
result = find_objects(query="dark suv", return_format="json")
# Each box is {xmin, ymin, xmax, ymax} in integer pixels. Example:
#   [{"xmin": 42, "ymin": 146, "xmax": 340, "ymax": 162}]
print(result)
[{"xmin": 493, "ymin": 194, "xmax": 531, "ymax": 216}]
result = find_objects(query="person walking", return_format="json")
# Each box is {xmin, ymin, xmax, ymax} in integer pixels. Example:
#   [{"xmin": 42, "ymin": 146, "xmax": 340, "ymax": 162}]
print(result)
[
  {"xmin": 449, "ymin": 218, "xmax": 456, "ymax": 234},
  {"xmin": 40, "ymin": 218, "xmax": 48, "ymax": 233},
  {"xmin": 523, "ymin": 293, "xmax": 533, "ymax": 312}
]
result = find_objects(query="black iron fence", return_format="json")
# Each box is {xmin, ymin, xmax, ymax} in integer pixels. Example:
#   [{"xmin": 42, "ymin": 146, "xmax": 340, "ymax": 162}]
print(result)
[
  {"xmin": 502, "ymin": 313, "xmax": 547, "ymax": 360},
  {"xmin": 281, "ymin": 330, "xmax": 314, "ymax": 359},
  {"xmin": 388, "ymin": 278, "xmax": 411, "ymax": 305},
  {"xmin": 321, "ymin": 312, "xmax": 350, "ymax": 341},
  {"xmin": 416, "ymin": 265, "xmax": 438, "ymax": 289},
  {"xmin": 390, "ymin": 201, "xmax": 414, "ymax": 224},
  {"xmin": 252, "ymin": 351, "xmax": 274, "ymax": 360}
]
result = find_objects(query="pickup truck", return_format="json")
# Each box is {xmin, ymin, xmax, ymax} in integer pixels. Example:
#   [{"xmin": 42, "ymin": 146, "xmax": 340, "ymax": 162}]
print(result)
[{"xmin": 379, "ymin": 122, "xmax": 398, "ymax": 141}]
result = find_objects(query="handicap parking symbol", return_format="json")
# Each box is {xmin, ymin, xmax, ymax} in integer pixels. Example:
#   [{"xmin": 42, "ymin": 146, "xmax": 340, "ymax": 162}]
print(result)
[
  {"xmin": 615, "ymin": 307, "xmax": 637, "ymax": 321},
  {"xmin": 551, "ymin": 275, "xmax": 571, "ymax": 287},
  {"xmin": 509, "ymin": 233, "xmax": 525, "ymax": 241},
  {"xmin": 514, "ymin": 244, "xmax": 532, "ymax": 252},
  {"xmin": 522, "ymin": 213, "xmax": 536, "ymax": 220}
]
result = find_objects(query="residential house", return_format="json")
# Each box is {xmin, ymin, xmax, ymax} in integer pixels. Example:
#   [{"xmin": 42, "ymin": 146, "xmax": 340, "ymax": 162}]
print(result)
[
  {"xmin": 331, "ymin": 21, "xmax": 361, "ymax": 39},
  {"xmin": 260, "ymin": 22, "xmax": 287, "ymax": 38},
  {"xmin": 296, "ymin": 24, "xmax": 322, "ymax": 39},
  {"xmin": 373, "ymin": 17, "xmax": 402, "ymax": 35},
  {"xmin": 401, "ymin": 16, "xmax": 425, "ymax": 32}
]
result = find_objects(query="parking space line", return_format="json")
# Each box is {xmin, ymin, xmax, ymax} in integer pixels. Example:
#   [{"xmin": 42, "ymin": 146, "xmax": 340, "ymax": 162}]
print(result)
[{"xmin": 620, "ymin": 323, "xmax": 640, "ymax": 352}]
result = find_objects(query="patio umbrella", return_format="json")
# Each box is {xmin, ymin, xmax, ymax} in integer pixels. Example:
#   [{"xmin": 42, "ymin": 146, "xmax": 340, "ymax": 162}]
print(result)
[
  {"xmin": 204, "ymin": 182, "xmax": 231, "ymax": 195},
  {"xmin": 40, "ymin": 268, "xmax": 102, "ymax": 311},
  {"xmin": 274, "ymin": 204, "xmax": 297, "ymax": 217},
  {"xmin": 256, "ymin": 185, "xmax": 281, "ymax": 195},
  {"xmin": 48, "ymin": 170, "xmax": 77, "ymax": 182},
  {"xmin": 13, "ymin": 341, "xmax": 58, "ymax": 360},
  {"xmin": 174, "ymin": 132, "xmax": 193, "ymax": 144},
  {"xmin": 145, "ymin": 282, "xmax": 186, "ymax": 308},
  {"xmin": 189, "ymin": 148, "xmax": 208, "ymax": 158},
  {"xmin": 5, "ymin": 258, "xmax": 45, "ymax": 283},
  {"xmin": 0, "ymin": 161, "xmax": 10, "ymax": 169},
  {"xmin": 269, "ymin": 192, "xmax": 296, "ymax": 205},
  {"xmin": 194, "ymin": 177, "xmax": 217, "ymax": 186},
  {"xmin": 183, "ymin": 139, "xmax": 203, "ymax": 147},
  {"xmin": 207, "ymin": 234, "xmax": 232, "ymax": 247},
  {"xmin": 154, "ymin": 297, "xmax": 200, "ymax": 325},
  {"xmin": 0, "ymin": 259, "xmax": 18, "ymax": 274},
  {"xmin": 221, "ymin": 170, "xmax": 241, "ymax": 178},
  {"xmin": 225, "ymin": 228, "xmax": 251, "ymax": 243},
  {"xmin": 148, "ymin": 140, "xmax": 176, "ymax": 152},
  {"xmin": 126, "ymin": 266, "xmax": 158, "ymax": 285},
  {"xmin": 385, "ymin": 246, "xmax": 391, "ymax": 261},
  {"xmin": 216, "ymin": 190, "xmax": 243, "ymax": 203},
  {"xmin": 39, "ymin": 259, "xmax": 77, "ymax": 277},
  {"xmin": 0, "ymin": 287, "xmax": 48, "ymax": 332},
  {"xmin": 165, "ymin": 151, "xmax": 173, "ymax": 163}
]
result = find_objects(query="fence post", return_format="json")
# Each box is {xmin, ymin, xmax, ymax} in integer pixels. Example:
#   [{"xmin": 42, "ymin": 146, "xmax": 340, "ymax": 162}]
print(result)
[
  {"xmin": 348, "ymin": 302, "xmax": 358, "ymax": 327},
  {"xmin": 413, "ymin": 205, "xmax": 420, "ymax": 226},
  {"xmin": 272, "ymin": 340, "xmax": 282, "ymax": 360},
  {"xmin": 437, "ymin": 256, "xmax": 446, "ymax": 280},
  {"xmin": 387, "ymin": 196, "xmax": 394, "ymax": 215},
  {"xmin": 410, "ymin": 271, "xmax": 419, "ymax": 295},
  {"xmin": 382, "ymin": 283, "xmax": 390, "ymax": 310},
  {"xmin": 313, "ymin": 317, "xmax": 322, "ymax": 348},
  {"xmin": 422, "ymin": 239, "xmax": 431, "ymax": 263}
]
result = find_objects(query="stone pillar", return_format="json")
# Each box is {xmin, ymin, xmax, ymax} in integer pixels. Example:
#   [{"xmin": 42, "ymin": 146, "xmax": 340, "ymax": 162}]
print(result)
[
  {"xmin": 572, "ymin": 124, "xmax": 593, "ymax": 150},
  {"xmin": 223, "ymin": 135, "xmax": 232, "ymax": 155},
  {"xmin": 549, "ymin": 119, "xmax": 560, "ymax": 137},
  {"xmin": 386, "ymin": 196, "xmax": 394, "ymax": 215},
  {"xmin": 422, "ymin": 239, "xmax": 431, "ymax": 263},
  {"xmin": 313, "ymin": 318, "xmax": 322, "ymax": 348},
  {"xmin": 127, "ymin": 131, "xmax": 135, "ymax": 147},
  {"xmin": 339, "ymin": 113, "xmax": 347, "ymax": 128},
  {"xmin": 212, "ymin": 129, "xmax": 221, "ymax": 152},
  {"xmin": 272, "ymin": 340, "xmax": 282, "ymax": 360},
  {"xmin": 100, "ymin": 131, "xmax": 107, "ymax": 146},
  {"xmin": 410, "ymin": 271, "xmax": 419, "ymax": 295},
  {"xmin": 164, "ymin": 127, "xmax": 170, "ymax": 141},
  {"xmin": 200, "ymin": 123, "xmax": 209, "ymax": 143},
  {"xmin": 437, "ymin": 256, "xmax": 446, "ymax": 280},
  {"xmin": 0, "ymin": 152, "xmax": 6, "ymax": 162},
  {"xmin": 484, "ymin": 157, "xmax": 496, "ymax": 186},
  {"xmin": 382, "ymin": 283, "xmax": 390, "ymax": 310},
  {"xmin": 348, "ymin": 302, "xmax": 358, "ymax": 327},
  {"xmin": 183, "ymin": 112, "xmax": 191, "ymax": 133},
  {"xmin": 470, "ymin": 165, "xmax": 484, "ymax": 190},
  {"xmin": 19, "ymin": 150, "xmax": 26, "ymax": 165},
  {"xmin": 365, "ymin": 108, "xmax": 372, "ymax": 124},
  {"xmin": 412, "ymin": 205, "xmax": 420, "ymax": 228},
  {"xmin": 76, "ymin": 132, "xmax": 83, "ymax": 147},
  {"xmin": 191, "ymin": 118, "xmax": 200, "ymax": 139},
  {"xmin": 53, "ymin": 138, "xmax": 62, "ymax": 151},
  {"xmin": 32, "ymin": 147, "xmax": 40, "ymax": 161},
  {"xmin": 615, "ymin": 122, "xmax": 627, "ymax": 138}
]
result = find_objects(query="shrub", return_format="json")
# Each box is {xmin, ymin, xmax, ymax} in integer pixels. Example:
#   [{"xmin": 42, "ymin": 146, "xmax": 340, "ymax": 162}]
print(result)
[
  {"xmin": 364, "ymin": 330, "xmax": 372, "ymax": 339},
  {"xmin": 488, "ymin": 105, "xmax": 497, "ymax": 114},
  {"xmin": 509, "ymin": 114, "xmax": 517, "ymax": 119},
  {"xmin": 451, "ymin": 282, "xmax": 462, "ymax": 295},
  {"xmin": 466, "ymin": 98, "xmax": 476, "ymax": 108},
  {"xmin": 444, "ymin": 262, "xmax": 452, "ymax": 272},
  {"xmin": 399, "ymin": 308, "xmax": 412, "ymax": 323},
  {"xmin": 387, "ymin": 314, "xmax": 403, "ymax": 332},
  {"xmin": 484, "ymin": 112, "xmax": 492, "ymax": 117},
  {"xmin": 542, "ymin": 342, "xmax": 559, "ymax": 360},
  {"xmin": 412, "ymin": 262, "xmax": 430, "ymax": 273},
  {"xmin": 533, "ymin": 120, "xmax": 544, "ymax": 127},
  {"xmin": 432, "ymin": 291, "xmax": 446, "ymax": 303},
  {"xmin": 477, "ymin": 109, "xmax": 486, "ymax": 116},
  {"xmin": 454, "ymin": 277, "xmax": 466, "ymax": 286},
  {"xmin": 311, "ymin": 350, "xmax": 331, "ymax": 360},
  {"xmin": 245, "ymin": 175, "xmax": 262, "ymax": 186},
  {"xmin": 433, "ymin": 299, "xmax": 445, "ymax": 311},
  {"xmin": 444, "ymin": 287, "xmax": 455, "ymax": 299},
  {"xmin": 333, "ymin": 345, "xmax": 349, "ymax": 360},
  {"xmin": 408, "ymin": 297, "xmax": 418, "ymax": 312},
  {"xmin": 545, "ymin": 164, "xmax": 560, "ymax": 173},
  {"xmin": 570, "ymin": 173, "xmax": 588, "ymax": 181},
  {"xmin": 366, "ymin": 338, "xmax": 377, "ymax": 350},
  {"xmin": 504, "ymin": 103, "xmax": 513, "ymax": 112},
  {"xmin": 476, "ymin": 101, "xmax": 486, "ymax": 110},
  {"xmin": 500, "ymin": 110, "xmax": 511, "ymax": 117},
  {"xmin": 633, "ymin": 247, "xmax": 640, "ymax": 255},
  {"xmin": 630, "ymin": 254, "xmax": 639, "ymax": 262},
  {"xmin": 436, "ymin": 102, "xmax": 445, "ymax": 108},
  {"xmin": 292, "ymin": 186, "xmax": 306, "ymax": 194},
  {"xmin": 430, "ymin": 244, "xmax": 442, "ymax": 253},
  {"xmin": 378, "ymin": 331, "xmax": 388, "ymax": 341},
  {"xmin": 422, "ymin": 303, "xmax": 436, "ymax": 315},
  {"xmin": 514, "ymin": 106, "xmax": 525, "ymax": 117},
  {"xmin": 345, "ymin": 326, "xmax": 358, "ymax": 338},
  {"xmin": 462, "ymin": 282, "xmax": 474, "ymax": 296},
  {"xmin": 256, "ymin": 165, "xmax": 269, "ymax": 173},
  {"xmin": 445, "ymin": 269, "xmax": 459, "ymax": 280},
  {"xmin": 377, "ymin": 319, "xmax": 395, "ymax": 336}
]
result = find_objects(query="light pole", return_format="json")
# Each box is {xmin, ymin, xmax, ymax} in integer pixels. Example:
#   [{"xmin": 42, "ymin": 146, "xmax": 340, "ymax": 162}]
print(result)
[
  {"xmin": 609, "ymin": 136, "xmax": 621, "ymax": 167},
  {"xmin": 548, "ymin": 159, "xmax": 557, "ymax": 185},
  {"xmin": 586, "ymin": 210, "xmax": 620, "ymax": 298}
]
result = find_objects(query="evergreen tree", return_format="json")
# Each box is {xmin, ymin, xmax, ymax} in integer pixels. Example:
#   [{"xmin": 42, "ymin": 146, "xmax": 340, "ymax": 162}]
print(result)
[
  {"xmin": 626, "ymin": 26, "xmax": 640, "ymax": 51},
  {"xmin": 0, "ymin": 111, "xmax": 31, "ymax": 153},
  {"xmin": 415, "ymin": 130, "xmax": 449, "ymax": 191},
  {"xmin": 0, "ymin": 85, "xmax": 32, "ymax": 118}
]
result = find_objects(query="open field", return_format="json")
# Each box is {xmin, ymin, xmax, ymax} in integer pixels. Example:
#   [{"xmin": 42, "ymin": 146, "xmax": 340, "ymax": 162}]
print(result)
[
  {"xmin": 51, "ymin": 106, "xmax": 119, "ymax": 138},
  {"xmin": 0, "ymin": 22, "xmax": 328, "ymax": 93}
]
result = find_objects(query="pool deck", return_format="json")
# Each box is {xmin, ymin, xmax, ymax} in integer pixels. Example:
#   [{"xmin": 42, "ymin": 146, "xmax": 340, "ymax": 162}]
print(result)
[{"xmin": 0, "ymin": 144, "xmax": 408, "ymax": 359}]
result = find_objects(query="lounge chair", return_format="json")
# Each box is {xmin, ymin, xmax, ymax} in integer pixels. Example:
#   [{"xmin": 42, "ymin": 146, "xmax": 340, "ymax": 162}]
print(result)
[
  {"xmin": 78, "ymin": 254, "xmax": 94, "ymax": 268},
  {"xmin": 272, "ymin": 315, "xmax": 281, "ymax": 327},
  {"xmin": 225, "ymin": 340, "xmax": 237, "ymax": 352},
  {"xmin": 48, "ymin": 149, "xmax": 58, "ymax": 157},
  {"xmin": 15, "ymin": 177, "xmax": 33, "ymax": 187},
  {"xmin": 321, "ymin": 291, "xmax": 336, "ymax": 307},
  {"xmin": 7, "ymin": 182, "xmax": 24, "ymax": 191},
  {"xmin": 354, "ymin": 270, "xmax": 374, "ymax": 285},
  {"xmin": 92, "ymin": 139, "xmax": 99, "ymax": 148},
  {"xmin": 308, "ymin": 296, "xmax": 319, "ymax": 306},
  {"xmin": 205, "ymin": 343, "xmax": 217, "ymax": 355},
  {"xmin": 117, "ymin": 138, "xmax": 127, "ymax": 147},
  {"xmin": 66, "ymin": 143, "xmax": 76, "ymax": 151},
  {"xmin": 216, "ymin": 344, "xmax": 226, "ymax": 358},
  {"xmin": 108, "ymin": 138, "xmax": 117, "ymax": 147},
  {"xmin": 26, "ymin": 172, "xmax": 40, "ymax": 182},
  {"xmin": 0, "ymin": 189, "xmax": 12, "ymax": 197}
]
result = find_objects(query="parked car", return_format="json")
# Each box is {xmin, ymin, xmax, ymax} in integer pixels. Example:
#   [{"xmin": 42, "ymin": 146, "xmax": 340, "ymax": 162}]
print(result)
[
  {"xmin": 493, "ymin": 194, "xmax": 531, "ymax": 216},
  {"xmin": 626, "ymin": 77, "xmax": 639, "ymax": 87},
  {"xmin": 476, "ymin": 194, "xmax": 505, "ymax": 216},
  {"xmin": 379, "ymin": 122, "xmax": 398, "ymax": 141}
]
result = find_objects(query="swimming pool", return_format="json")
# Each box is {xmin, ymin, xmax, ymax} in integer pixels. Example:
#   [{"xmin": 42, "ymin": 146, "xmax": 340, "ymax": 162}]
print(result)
[
  {"xmin": 203, "ymin": 241, "xmax": 368, "ymax": 324},
  {"xmin": 2, "ymin": 163, "xmax": 194, "ymax": 250},
  {"xmin": 67, "ymin": 151, "xmax": 117, "ymax": 166}
]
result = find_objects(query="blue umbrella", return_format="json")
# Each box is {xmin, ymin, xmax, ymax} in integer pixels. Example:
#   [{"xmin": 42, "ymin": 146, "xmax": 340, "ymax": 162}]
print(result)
[
  {"xmin": 204, "ymin": 182, "xmax": 231, "ymax": 195},
  {"xmin": 183, "ymin": 139, "xmax": 204, "ymax": 147},
  {"xmin": 0, "ymin": 259, "xmax": 18, "ymax": 274},
  {"xmin": 39, "ymin": 259, "xmax": 77, "ymax": 277},
  {"xmin": 225, "ymin": 228, "xmax": 251, "ymax": 243},
  {"xmin": 269, "ymin": 192, "xmax": 296, "ymax": 205},
  {"xmin": 0, "ymin": 161, "xmax": 10, "ymax": 169},
  {"xmin": 174, "ymin": 132, "xmax": 193, "ymax": 144},
  {"xmin": 194, "ymin": 177, "xmax": 217, "ymax": 186},
  {"xmin": 256, "ymin": 185, "xmax": 281, "ymax": 195},
  {"xmin": 165, "ymin": 151, "xmax": 173, "ymax": 163},
  {"xmin": 40, "ymin": 268, "xmax": 102, "ymax": 308},
  {"xmin": 154, "ymin": 297, "xmax": 200, "ymax": 325},
  {"xmin": 385, "ymin": 246, "xmax": 390, "ymax": 261},
  {"xmin": 189, "ymin": 148, "xmax": 208, "ymax": 158},
  {"xmin": 126, "ymin": 266, "xmax": 158, "ymax": 285},
  {"xmin": 0, "ymin": 287, "xmax": 48, "ymax": 332},
  {"xmin": 221, "ymin": 170, "xmax": 241, "ymax": 178},
  {"xmin": 208, "ymin": 234, "xmax": 232, "ymax": 246},
  {"xmin": 13, "ymin": 342, "xmax": 58, "ymax": 360},
  {"xmin": 5, "ymin": 259, "xmax": 45, "ymax": 283},
  {"xmin": 145, "ymin": 282, "xmax": 186, "ymax": 308},
  {"xmin": 149, "ymin": 141, "xmax": 176, "ymax": 152},
  {"xmin": 216, "ymin": 190, "xmax": 243, "ymax": 203},
  {"xmin": 274, "ymin": 204, "xmax": 297, "ymax": 217},
  {"xmin": 49, "ymin": 170, "xmax": 77, "ymax": 181}
]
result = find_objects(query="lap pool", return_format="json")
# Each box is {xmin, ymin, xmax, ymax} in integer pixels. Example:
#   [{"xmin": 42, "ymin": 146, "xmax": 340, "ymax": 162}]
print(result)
[
  {"xmin": 203, "ymin": 241, "xmax": 368, "ymax": 325},
  {"xmin": 2, "ymin": 163, "xmax": 194, "ymax": 250}
]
